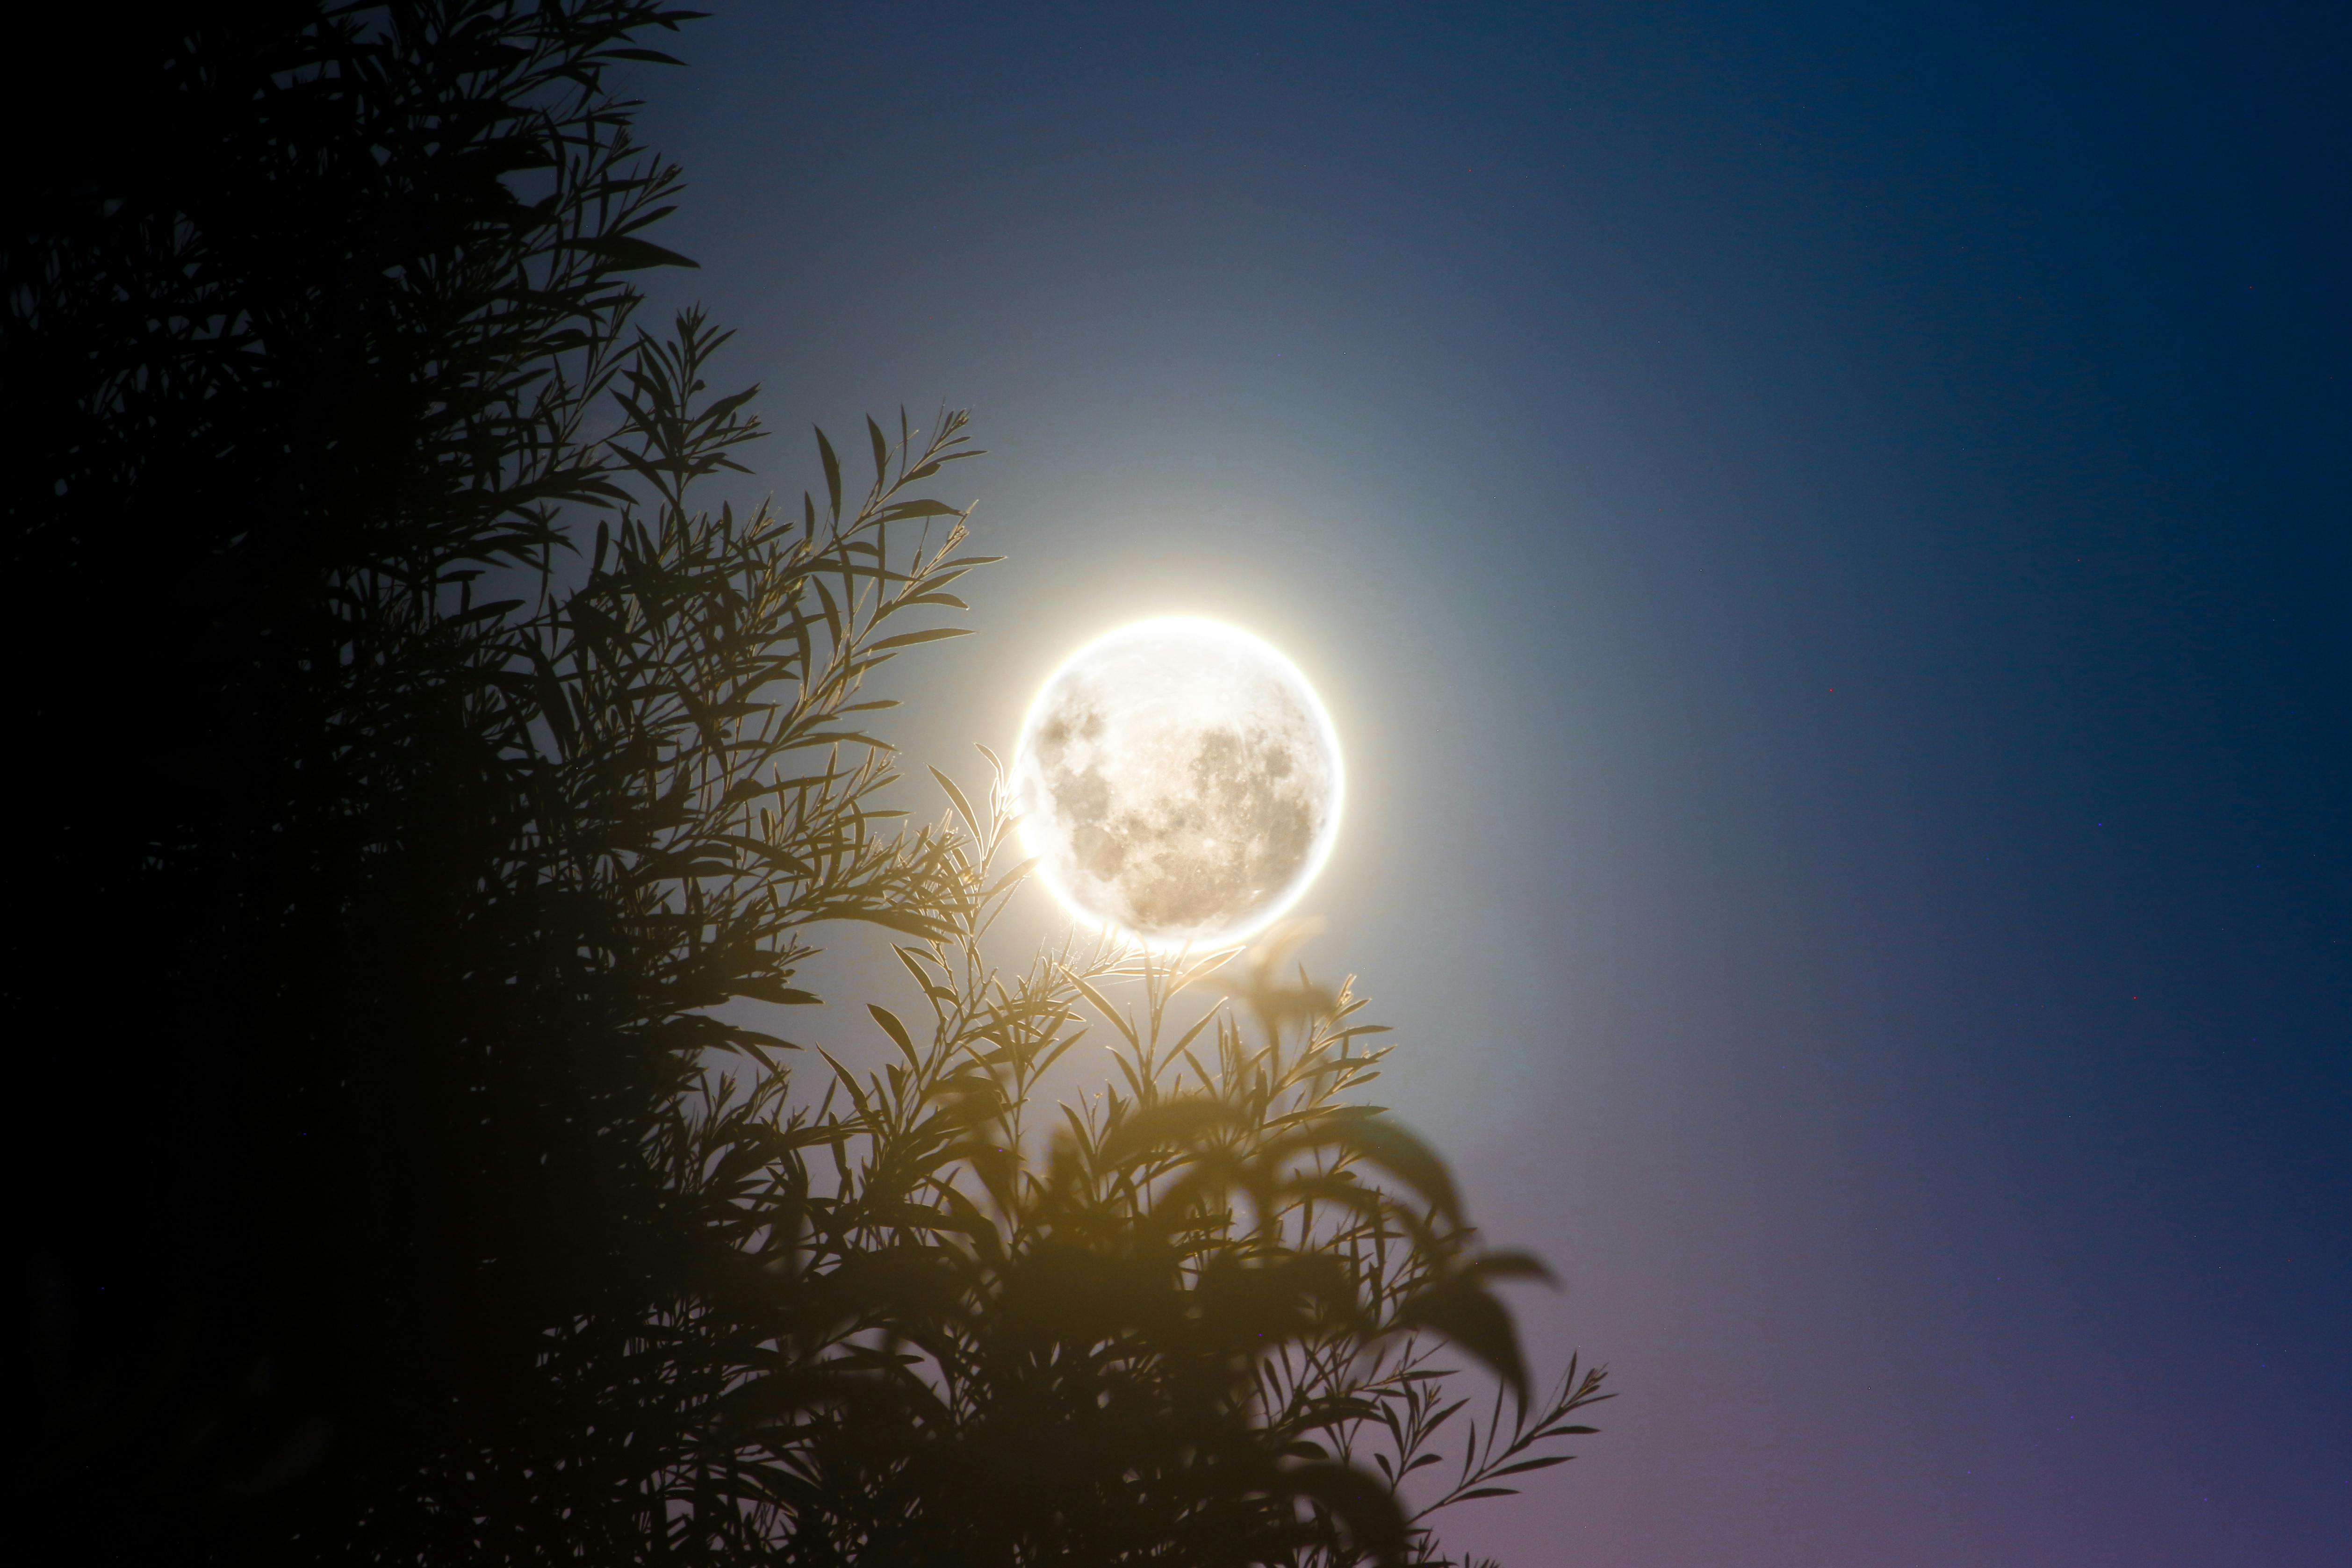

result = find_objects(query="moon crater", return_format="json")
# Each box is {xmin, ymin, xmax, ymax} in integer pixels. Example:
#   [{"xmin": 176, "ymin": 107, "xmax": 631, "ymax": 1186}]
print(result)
[{"xmin": 1014, "ymin": 619, "xmax": 1343, "ymax": 948}]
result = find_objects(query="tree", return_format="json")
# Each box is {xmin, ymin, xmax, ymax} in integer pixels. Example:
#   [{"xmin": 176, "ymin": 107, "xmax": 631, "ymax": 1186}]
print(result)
[
  {"xmin": 8, "ymin": 2, "xmax": 765, "ymax": 1554},
  {"xmin": 6, "ymin": 4, "xmax": 1603, "ymax": 1562}
]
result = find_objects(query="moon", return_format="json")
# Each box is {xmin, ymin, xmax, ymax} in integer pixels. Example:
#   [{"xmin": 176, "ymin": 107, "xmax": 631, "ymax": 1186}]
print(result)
[{"xmin": 1012, "ymin": 617, "xmax": 1345, "ymax": 949}]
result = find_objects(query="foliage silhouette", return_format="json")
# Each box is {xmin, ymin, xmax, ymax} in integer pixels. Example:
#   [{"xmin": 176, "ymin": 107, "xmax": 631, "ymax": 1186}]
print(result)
[{"xmin": 5, "ymin": 3, "xmax": 1604, "ymax": 1563}]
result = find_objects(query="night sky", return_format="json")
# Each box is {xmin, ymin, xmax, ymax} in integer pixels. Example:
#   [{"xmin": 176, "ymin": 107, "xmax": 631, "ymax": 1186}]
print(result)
[{"xmin": 628, "ymin": 4, "xmax": 2349, "ymax": 1562}]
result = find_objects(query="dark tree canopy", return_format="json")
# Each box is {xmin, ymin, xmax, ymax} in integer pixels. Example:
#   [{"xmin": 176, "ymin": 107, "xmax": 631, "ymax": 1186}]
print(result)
[
  {"xmin": 5, "ymin": 5, "xmax": 1600, "ymax": 1563},
  {"xmin": 10, "ymin": 1, "xmax": 738, "ymax": 1551}
]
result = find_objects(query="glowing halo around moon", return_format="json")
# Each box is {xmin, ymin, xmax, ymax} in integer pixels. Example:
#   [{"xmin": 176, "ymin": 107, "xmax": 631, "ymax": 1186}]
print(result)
[{"xmin": 1011, "ymin": 617, "xmax": 1345, "ymax": 951}]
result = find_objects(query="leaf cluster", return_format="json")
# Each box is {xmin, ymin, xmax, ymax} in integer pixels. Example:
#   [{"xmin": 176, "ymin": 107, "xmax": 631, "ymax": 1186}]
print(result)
[{"xmin": 625, "ymin": 796, "xmax": 1611, "ymax": 1567}]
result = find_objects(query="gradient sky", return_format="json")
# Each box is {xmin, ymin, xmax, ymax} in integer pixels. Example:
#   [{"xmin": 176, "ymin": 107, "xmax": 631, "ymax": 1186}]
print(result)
[{"xmin": 628, "ymin": 4, "xmax": 2350, "ymax": 1562}]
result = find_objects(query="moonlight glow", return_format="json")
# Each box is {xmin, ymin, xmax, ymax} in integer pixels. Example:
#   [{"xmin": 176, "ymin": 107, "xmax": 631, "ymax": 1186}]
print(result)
[{"xmin": 1012, "ymin": 618, "xmax": 1345, "ymax": 950}]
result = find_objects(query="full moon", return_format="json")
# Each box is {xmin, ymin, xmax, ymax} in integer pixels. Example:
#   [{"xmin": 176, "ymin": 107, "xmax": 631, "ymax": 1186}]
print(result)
[{"xmin": 1012, "ymin": 617, "xmax": 1345, "ymax": 949}]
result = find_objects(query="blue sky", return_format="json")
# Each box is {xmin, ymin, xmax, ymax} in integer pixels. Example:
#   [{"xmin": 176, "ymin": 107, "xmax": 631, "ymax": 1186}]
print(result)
[{"xmin": 628, "ymin": 4, "xmax": 2350, "ymax": 1561}]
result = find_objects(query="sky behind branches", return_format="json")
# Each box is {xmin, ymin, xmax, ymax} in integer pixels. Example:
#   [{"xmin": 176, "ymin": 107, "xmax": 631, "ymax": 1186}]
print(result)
[{"xmin": 629, "ymin": 4, "xmax": 2349, "ymax": 1561}]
